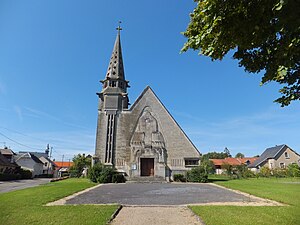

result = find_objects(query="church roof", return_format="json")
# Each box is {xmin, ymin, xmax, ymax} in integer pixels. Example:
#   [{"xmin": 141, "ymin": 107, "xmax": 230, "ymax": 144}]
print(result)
[
  {"xmin": 104, "ymin": 26, "xmax": 125, "ymax": 81},
  {"xmin": 130, "ymin": 86, "xmax": 200, "ymax": 156}
]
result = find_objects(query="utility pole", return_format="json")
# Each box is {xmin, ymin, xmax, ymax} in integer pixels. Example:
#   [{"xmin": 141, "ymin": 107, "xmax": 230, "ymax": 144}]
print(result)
[{"xmin": 47, "ymin": 146, "xmax": 53, "ymax": 175}]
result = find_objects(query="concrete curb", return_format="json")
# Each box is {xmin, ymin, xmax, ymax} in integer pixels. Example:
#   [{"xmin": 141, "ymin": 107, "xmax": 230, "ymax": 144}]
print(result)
[
  {"xmin": 208, "ymin": 183, "xmax": 286, "ymax": 206},
  {"xmin": 46, "ymin": 183, "xmax": 103, "ymax": 206},
  {"xmin": 107, "ymin": 205, "xmax": 123, "ymax": 224},
  {"xmin": 187, "ymin": 206, "xmax": 206, "ymax": 225}
]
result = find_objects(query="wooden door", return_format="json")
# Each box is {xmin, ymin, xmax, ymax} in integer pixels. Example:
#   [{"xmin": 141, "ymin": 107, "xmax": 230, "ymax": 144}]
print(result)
[{"xmin": 141, "ymin": 158, "xmax": 154, "ymax": 176}]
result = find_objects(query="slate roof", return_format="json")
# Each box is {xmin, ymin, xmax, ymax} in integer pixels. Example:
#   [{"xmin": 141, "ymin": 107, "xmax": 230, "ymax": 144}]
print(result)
[
  {"xmin": 15, "ymin": 153, "xmax": 44, "ymax": 164},
  {"xmin": 30, "ymin": 154, "xmax": 44, "ymax": 164},
  {"xmin": 19, "ymin": 151, "xmax": 48, "ymax": 159},
  {"xmin": 248, "ymin": 144, "xmax": 287, "ymax": 168}
]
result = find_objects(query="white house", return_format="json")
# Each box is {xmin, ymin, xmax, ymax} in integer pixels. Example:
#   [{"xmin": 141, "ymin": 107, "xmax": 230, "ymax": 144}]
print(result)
[{"xmin": 14, "ymin": 153, "xmax": 44, "ymax": 177}]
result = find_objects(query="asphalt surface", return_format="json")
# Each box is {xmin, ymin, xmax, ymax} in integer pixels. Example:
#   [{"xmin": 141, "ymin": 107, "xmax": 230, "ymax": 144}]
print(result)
[
  {"xmin": 66, "ymin": 182, "xmax": 253, "ymax": 205},
  {"xmin": 0, "ymin": 178, "xmax": 51, "ymax": 193}
]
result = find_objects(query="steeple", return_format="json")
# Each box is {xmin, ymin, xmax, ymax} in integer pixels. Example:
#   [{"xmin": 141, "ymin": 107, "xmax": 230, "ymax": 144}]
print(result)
[
  {"xmin": 105, "ymin": 22, "xmax": 125, "ymax": 81},
  {"xmin": 98, "ymin": 22, "xmax": 130, "ymax": 110}
]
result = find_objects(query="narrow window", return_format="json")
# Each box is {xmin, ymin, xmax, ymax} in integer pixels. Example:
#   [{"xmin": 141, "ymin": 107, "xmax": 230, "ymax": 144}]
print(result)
[{"xmin": 284, "ymin": 152, "xmax": 289, "ymax": 159}]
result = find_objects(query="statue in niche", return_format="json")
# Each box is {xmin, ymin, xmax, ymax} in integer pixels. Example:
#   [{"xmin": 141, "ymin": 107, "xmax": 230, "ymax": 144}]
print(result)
[{"xmin": 130, "ymin": 108, "xmax": 166, "ymax": 163}]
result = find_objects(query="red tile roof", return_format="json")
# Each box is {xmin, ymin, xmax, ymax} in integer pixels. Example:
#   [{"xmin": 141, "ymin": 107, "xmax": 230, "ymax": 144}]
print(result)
[
  {"xmin": 54, "ymin": 161, "xmax": 73, "ymax": 168},
  {"xmin": 210, "ymin": 157, "xmax": 258, "ymax": 166}
]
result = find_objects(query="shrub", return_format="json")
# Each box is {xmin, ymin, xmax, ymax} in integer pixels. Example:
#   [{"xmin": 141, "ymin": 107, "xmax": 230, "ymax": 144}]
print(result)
[
  {"xmin": 19, "ymin": 169, "xmax": 32, "ymax": 179},
  {"xmin": 187, "ymin": 166, "xmax": 208, "ymax": 183},
  {"xmin": 0, "ymin": 173, "xmax": 21, "ymax": 181},
  {"xmin": 242, "ymin": 169, "xmax": 256, "ymax": 178},
  {"xmin": 273, "ymin": 168, "xmax": 287, "ymax": 178},
  {"xmin": 287, "ymin": 164, "xmax": 300, "ymax": 177},
  {"xmin": 173, "ymin": 174, "xmax": 186, "ymax": 182},
  {"xmin": 89, "ymin": 163, "xmax": 104, "ymax": 183},
  {"xmin": 112, "ymin": 173, "xmax": 126, "ymax": 183},
  {"xmin": 221, "ymin": 163, "xmax": 233, "ymax": 176},
  {"xmin": 258, "ymin": 167, "xmax": 272, "ymax": 177},
  {"xmin": 88, "ymin": 163, "xmax": 125, "ymax": 183},
  {"xmin": 97, "ymin": 166, "xmax": 115, "ymax": 183}
]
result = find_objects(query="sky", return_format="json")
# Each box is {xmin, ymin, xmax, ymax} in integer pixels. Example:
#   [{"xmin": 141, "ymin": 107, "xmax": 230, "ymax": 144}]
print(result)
[{"xmin": 0, "ymin": 1, "xmax": 299, "ymax": 162}]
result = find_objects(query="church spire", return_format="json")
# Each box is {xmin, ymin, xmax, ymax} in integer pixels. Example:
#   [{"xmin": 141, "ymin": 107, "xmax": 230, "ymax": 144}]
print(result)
[
  {"xmin": 104, "ymin": 21, "xmax": 125, "ymax": 81},
  {"xmin": 98, "ymin": 22, "xmax": 130, "ymax": 110}
]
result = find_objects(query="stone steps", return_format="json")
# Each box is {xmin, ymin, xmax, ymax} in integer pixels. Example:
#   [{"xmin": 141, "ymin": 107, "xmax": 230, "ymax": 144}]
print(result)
[{"xmin": 126, "ymin": 176, "xmax": 168, "ymax": 183}]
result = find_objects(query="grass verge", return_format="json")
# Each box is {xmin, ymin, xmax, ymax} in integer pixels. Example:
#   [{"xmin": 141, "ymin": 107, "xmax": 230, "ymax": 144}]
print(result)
[
  {"xmin": 0, "ymin": 178, "xmax": 118, "ymax": 225},
  {"xmin": 190, "ymin": 178, "xmax": 300, "ymax": 225}
]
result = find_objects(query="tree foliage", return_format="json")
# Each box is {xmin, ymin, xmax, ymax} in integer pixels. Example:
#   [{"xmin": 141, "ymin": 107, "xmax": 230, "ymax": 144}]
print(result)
[
  {"xmin": 202, "ymin": 148, "xmax": 231, "ymax": 159},
  {"xmin": 88, "ymin": 163, "xmax": 126, "ymax": 183},
  {"xmin": 182, "ymin": 0, "xmax": 300, "ymax": 106},
  {"xmin": 69, "ymin": 154, "xmax": 91, "ymax": 177},
  {"xmin": 187, "ymin": 166, "xmax": 208, "ymax": 183},
  {"xmin": 235, "ymin": 152, "xmax": 245, "ymax": 158}
]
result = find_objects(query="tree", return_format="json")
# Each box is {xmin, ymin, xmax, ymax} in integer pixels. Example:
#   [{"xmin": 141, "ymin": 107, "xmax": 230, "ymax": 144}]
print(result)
[
  {"xmin": 235, "ymin": 153, "xmax": 245, "ymax": 158},
  {"xmin": 200, "ymin": 157, "xmax": 215, "ymax": 174},
  {"xmin": 69, "ymin": 154, "xmax": 91, "ymax": 177},
  {"xmin": 202, "ymin": 150, "xmax": 230, "ymax": 159},
  {"xmin": 182, "ymin": 0, "xmax": 300, "ymax": 106},
  {"xmin": 224, "ymin": 147, "xmax": 231, "ymax": 157}
]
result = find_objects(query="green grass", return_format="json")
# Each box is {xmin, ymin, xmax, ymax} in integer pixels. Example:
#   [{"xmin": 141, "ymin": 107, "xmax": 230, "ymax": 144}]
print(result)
[
  {"xmin": 190, "ymin": 178, "xmax": 300, "ymax": 225},
  {"xmin": 208, "ymin": 174, "xmax": 231, "ymax": 182},
  {"xmin": 0, "ymin": 178, "xmax": 118, "ymax": 225}
]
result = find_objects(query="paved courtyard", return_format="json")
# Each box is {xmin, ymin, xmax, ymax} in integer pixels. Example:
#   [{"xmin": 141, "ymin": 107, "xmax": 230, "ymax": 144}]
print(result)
[{"xmin": 65, "ymin": 182, "xmax": 256, "ymax": 205}]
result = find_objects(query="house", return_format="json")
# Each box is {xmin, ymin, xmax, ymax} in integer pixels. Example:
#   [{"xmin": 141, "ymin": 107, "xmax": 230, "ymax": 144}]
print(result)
[
  {"xmin": 54, "ymin": 161, "xmax": 73, "ymax": 177},
  {"xmin": 0, "ymin": 147, "xmax": 16, "ymax": 163},
  {"xmin": 14, "ymin": 153, "xmax": 44, "ymax": 177},
  {"xmin": 94, "ymin": 26, "xmax": 200, "ymax": 181},
  {"xmin": 19, "ymin": 148, "xmax": 56, "ymax": 175},
  {"xmin": 210, "ymin": 157, "xmax": 258, "ymax": 174},
  {"xmin": 0, "ymin": 153, "xmax": 19, "ymax": 174},
  {"xmin": 248, "ymin": 144, "xmax": 300, "ymax": 173}
]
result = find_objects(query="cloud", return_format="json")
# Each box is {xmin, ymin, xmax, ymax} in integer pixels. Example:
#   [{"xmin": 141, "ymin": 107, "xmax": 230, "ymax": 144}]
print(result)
[
  {"xmin": 24, "ymin": 107, "xmax": 89, "ymax": 130},
  {"xmin": 177, "ymin": 105, "xmax": 300, "ymax": 156},
  {"xmin": 1, "ymin": 129, "xmax": 95, "ymax": 162},
  {"xmin": 13, "ymin": 105, "xmax": 23, "ymax": 122}
]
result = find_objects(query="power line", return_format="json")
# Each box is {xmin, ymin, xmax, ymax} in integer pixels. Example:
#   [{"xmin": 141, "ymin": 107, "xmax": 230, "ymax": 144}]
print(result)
[
  {"xmin": 0, "ymin": 131, "xmax": 44, "ymax": 151},
  {"xmin": 0, "ymin": 126, "xmax": 48, "ymax": 143}
]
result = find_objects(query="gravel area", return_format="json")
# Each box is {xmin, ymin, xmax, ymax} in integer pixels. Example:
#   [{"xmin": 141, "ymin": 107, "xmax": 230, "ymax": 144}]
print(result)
[{"xmin": 111, "ymin": 206, "xmax": 203, "ymax": 225}]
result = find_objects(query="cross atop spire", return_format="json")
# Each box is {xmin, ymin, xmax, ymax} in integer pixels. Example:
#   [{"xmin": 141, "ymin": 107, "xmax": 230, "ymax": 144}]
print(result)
[{"xmin": 116, "ymin": 21, "xmax": 122, "ymax": 34}]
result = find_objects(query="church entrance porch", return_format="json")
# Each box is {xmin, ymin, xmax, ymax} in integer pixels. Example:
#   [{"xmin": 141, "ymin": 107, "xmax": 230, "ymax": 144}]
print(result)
[{"xmin": 140, "ymin": 158, "xmax": 154, "ymax": 176}]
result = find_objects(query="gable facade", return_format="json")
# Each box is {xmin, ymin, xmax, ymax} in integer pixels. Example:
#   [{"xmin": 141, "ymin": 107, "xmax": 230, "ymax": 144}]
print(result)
[
  {"xmin": 249, "ymin": 145, "xmax": 300, "ymax": 172},
  {"xmin": 94, "ymin": 30, "xmax": 200, "ymax": 180}
]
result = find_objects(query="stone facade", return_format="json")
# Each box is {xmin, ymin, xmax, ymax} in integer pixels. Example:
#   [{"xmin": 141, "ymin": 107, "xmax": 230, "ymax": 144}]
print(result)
[{"xmin": 95, "ymin": 30, "xmax": 200, "ymax": 180}]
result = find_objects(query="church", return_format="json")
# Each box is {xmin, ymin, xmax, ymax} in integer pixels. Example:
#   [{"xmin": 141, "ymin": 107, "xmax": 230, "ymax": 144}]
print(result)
[{"xmin": 94, "ymin": 27, "xmax": 200, "ymax": 181}]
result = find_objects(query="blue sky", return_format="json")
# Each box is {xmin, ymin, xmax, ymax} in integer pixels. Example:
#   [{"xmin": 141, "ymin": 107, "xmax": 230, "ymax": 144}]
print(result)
[{"xmin": 0, "ymin": 1, "xmax": 299, "ymax": 161}]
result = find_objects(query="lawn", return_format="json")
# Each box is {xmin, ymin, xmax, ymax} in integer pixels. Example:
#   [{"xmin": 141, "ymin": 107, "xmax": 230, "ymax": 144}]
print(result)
[
  {"xmin": 190, "ymin": 178, "xmax": 300, "ymax": 225},
  {"xmin": 0, "ymin": 178, "xmax": 118, "ymax": 225}
]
